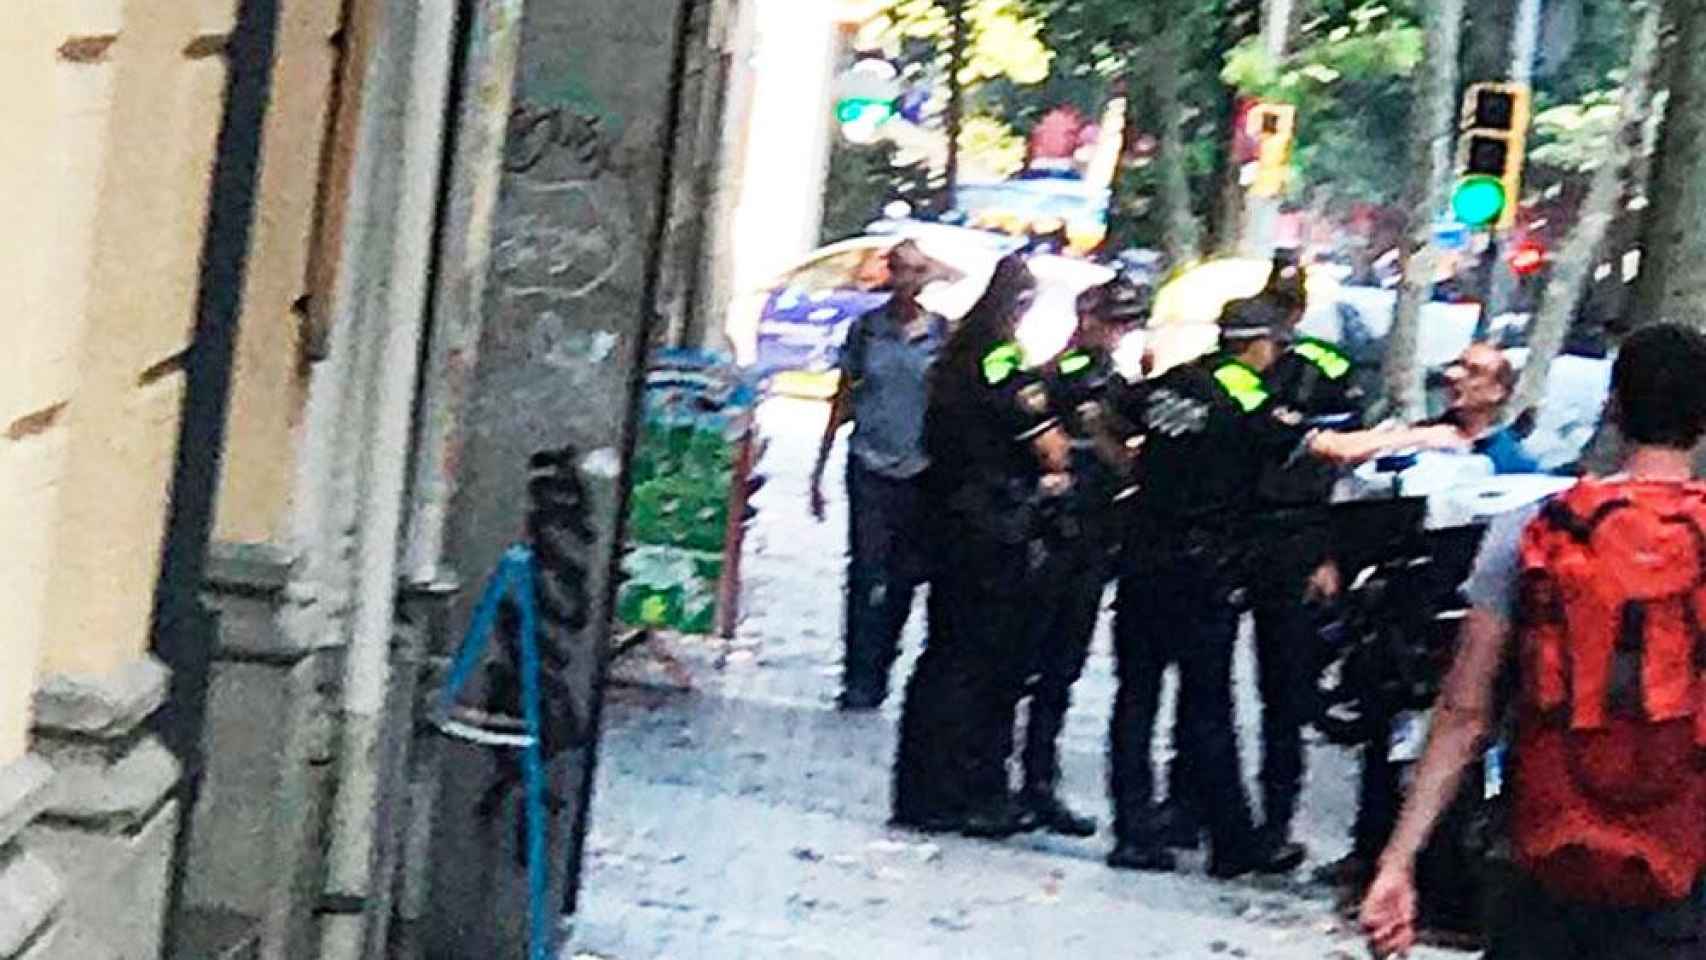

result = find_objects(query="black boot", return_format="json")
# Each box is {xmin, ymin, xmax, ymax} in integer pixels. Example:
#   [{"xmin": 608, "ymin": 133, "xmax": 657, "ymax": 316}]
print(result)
[
  {"xmin": 1256, "ymin": 822, "xmax": 1307, "ymax": 871},
  {"xmin": 954, "ymin": 795, "xmax": 1037, "ymax": 839},
  {"xmin": 1312, "ymin": 852, "xmax": 1373, "ymax": 891},
  {"xmin": 1207, "ymin": 832, "xmax": 1307, "ymax": 879},
  {"xmin": 1155, "ymin": 800, "xmax": 1201, "ymax": 850},
  {"xmin": 836, "ymin": 688, "xmax": 884, "ymax": 712},
  {"xmin": 1022, "ymin": 791, "xmax": 1098, "ymax": 838},
  {"xmin": 1107, "ymin": 838, "xmax": 1177, "ymax": 872}
]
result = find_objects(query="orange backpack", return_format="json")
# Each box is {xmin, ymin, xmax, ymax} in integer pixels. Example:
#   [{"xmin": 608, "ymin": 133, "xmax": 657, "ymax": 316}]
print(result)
[{"xmin": 1513, "ymin": 479, "xmax": 1706, "ymax": 907}]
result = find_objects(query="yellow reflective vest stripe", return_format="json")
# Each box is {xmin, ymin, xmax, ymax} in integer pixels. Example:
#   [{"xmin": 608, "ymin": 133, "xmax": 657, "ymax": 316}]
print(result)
[
  {"xmin": 1212, "ymin": 362, "xmax": 1270, "ymax": 414},
  {"xmin": 1058, "ymin": 349, "xmax": 1093, "ymax": 376},
  {"xmin": 982, "ymin": 342, "xmax": 1024, "ymax": 386},
  {"xmin": 1293, "ymin": 339, "xmax": 1351, "ymax": 380}
]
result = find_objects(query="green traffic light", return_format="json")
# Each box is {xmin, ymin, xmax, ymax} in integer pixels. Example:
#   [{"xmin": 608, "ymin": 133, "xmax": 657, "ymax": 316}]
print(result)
[
  {"xmin": 1451, "ymin": 174, "xmax": 1507, "ymax": 228},
  {"xmin": 836, "ymin": 98, "xmax": 894, "ymax": 126}
]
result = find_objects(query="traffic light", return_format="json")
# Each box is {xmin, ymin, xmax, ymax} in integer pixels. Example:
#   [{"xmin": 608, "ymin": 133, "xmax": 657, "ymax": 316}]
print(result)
[
  {"xmin": 1451, "ymin": 83, "xmax": 1531, "ymax": 230},
  {"xmin": 1508, "ymin": 238, "xmax": 1546, "ymax": 276},
  {"xmin": 1247, "ymin": 102, "xmax": 1295, "ymax": 199},
  {"xmin": 836, "ymin": 58, "xmax": 899, "ymax": 144}
]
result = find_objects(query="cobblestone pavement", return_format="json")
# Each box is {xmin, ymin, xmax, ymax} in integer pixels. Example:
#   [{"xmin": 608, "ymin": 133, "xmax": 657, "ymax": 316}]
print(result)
[{"xmin": 567, "ymin": 398, "xmax": 1467, "ymax": 959}]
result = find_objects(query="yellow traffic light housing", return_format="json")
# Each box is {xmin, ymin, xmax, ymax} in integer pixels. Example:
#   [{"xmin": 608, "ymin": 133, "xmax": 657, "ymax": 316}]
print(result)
[
  {"xmin": 1453, "ymin": 83, "xmax": 1530, "ymax": 230},
  {"xmin": 1247, "ymin": 103, "xmax": 1296, "ymax": 199}
]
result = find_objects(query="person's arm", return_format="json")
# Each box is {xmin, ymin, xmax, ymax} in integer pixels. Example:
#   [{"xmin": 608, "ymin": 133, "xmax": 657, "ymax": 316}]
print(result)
[
  {"xmin": 810, "ymin": 374, "xmax": 852, "ymax": 522},
  {"xmin": 811, "ymin": 316, "xmax": 866, "ymax": 521},
  {"xmin": 1361, "ymin": 606, "xmax": 1512, "ymax": 957},
  {"xmin": 1306, "ymin": 422, "xmax": 1467, "ymax": 466}
]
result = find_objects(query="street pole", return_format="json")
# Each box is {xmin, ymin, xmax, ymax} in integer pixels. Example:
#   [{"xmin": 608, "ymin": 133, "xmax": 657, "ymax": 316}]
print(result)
[
  {"xmin": 944, "ymin": 0, "xmax": 965, "ymax": 213},
  {"xmin": 1485, "ymin": 0, "xmax": 1541, "ymax": 323},
  {"xmin": 1264, "ymin": 0, "xmax": 1293, "ymax": 59}
]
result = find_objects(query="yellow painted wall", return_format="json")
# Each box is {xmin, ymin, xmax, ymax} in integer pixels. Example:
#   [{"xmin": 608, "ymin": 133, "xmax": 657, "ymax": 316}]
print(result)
[
  {"xmin": 0, "ymin": 5, "xmax": 112, "ymax": 760},
  {"xmin": 41, "ymin": 0, "xmax": 236, "ymax": 677},
  {"xmin": 213, "ymin": 0, "xmax": 346, "ymax": 546}
]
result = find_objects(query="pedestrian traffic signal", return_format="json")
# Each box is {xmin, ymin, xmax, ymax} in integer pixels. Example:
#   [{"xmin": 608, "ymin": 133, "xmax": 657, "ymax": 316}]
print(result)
[
  {"xmin": 836, "ymin": 57, "xmax": 899, "ymax": 144},
  {"xmin": 835, "ymin": 97, "xmax": 893, "ymax": 126},
  {"xmin": 1451, "ymin": 83, "xmax": 1530, "ymax": 230},
  {"xmin": 1508, "ymin": 238, "xmax": 1546, "ymax": 276}
]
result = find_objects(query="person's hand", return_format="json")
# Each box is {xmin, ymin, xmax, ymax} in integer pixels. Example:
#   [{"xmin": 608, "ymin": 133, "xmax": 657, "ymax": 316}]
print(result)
[
  {"xmin": 1360, "ymin": 860, "xmax": 1419, "ymax": 958},
  {"xmin": 1038, "ymin": 472, "xmax": 1074, "ymax": 498},
  {"xmin": 1304, "ymin": 560, "xmax": 1342, "ymax": 603},
  {"xmin": 809, "ymin": 466, "xmax": 828, "ymax": 523}
]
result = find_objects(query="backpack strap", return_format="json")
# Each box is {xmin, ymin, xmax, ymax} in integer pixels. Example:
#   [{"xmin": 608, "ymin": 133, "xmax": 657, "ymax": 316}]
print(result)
[
  {"xmin": 1539, "ymin": 495, "xmax": 1633, "ymax": 543},
  {"xmin": 1657, "ymin": 512, "xmax": 1706, "ymax": 591}
]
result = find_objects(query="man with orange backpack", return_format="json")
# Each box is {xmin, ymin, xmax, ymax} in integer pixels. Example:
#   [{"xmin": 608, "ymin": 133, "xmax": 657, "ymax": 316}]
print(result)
[{"xmin": 1361, "ymin": 322, "xmax": 1706, "ymax": 959}]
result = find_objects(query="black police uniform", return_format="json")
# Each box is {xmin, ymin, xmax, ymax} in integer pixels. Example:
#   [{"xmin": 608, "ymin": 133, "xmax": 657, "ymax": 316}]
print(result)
[
  {"xmin": 1159, "ymin": 336, "xmax": 1361, "ymax": 847},
  {"xmin": 1005, "ymin": 344, "xmax": 1133, "ymax": 834},
  {"xmin": 892, "ymin": 340, "xmax": 1057, "ymax": 834},
  {"xmin": 1106, "ymin": 350, "xmax": 1311, "ymax": 873},
  {"xmin": 1250, "ymin": 337, "xmax": 1359, "ymax": 840}
]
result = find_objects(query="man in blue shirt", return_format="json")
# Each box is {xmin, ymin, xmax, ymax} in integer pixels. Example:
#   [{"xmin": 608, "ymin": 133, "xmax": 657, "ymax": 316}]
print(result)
[
  {"xmin": 810, "ymin": 241, "xmax": 947, "ymax": 710},
  {"xmin": 1432, "ymin": 342, "xmax": 1538, "ymax": 475}
]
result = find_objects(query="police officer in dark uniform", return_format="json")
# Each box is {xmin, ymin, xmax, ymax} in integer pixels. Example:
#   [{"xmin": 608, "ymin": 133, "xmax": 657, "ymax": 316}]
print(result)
[
  {"xmin": 1105, "ymin": 297, "xmax": 1463, "ymax": 874},
  {"xmin": 1157, "ymin": 267, "xmax": 1363, "ymax": 861},
  {"xmin": 892, "ymin": 255, "xmax": 1073, "ymax": 837},
  {"xmin": 1249, "ymin": 269, "xmax": 1363, "ymax": 861},
  {"xmin": 1004, "ymin": 272, "xmax": 1151, "ymax": 836}
]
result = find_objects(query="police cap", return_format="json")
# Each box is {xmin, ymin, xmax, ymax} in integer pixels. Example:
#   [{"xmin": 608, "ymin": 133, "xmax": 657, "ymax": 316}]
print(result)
[
  {"xmin": 1078, "ymin": 270, "xmax": 1153, "ymax": 327},
  {"xmin": 1218, "ymin": 296, "xmax": 1293, "ymax": 344}
]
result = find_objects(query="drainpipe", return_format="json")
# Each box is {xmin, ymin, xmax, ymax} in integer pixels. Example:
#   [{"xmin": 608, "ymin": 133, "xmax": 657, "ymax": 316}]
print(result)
[
  {"xmin": 316, "ymin": 1, "xmax": 459, "ymax": 958},
  {"xmin": 149, "ymin": 0, "xmax": 281, "ymax": 946}
]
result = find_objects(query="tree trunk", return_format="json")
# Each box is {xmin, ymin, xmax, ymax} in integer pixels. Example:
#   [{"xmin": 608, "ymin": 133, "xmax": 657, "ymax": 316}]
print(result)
[
  {"xmin": 1511, "ymin": 0, "xmax": 1664, "ymax": 415},
  {"xmin": 1154, "ymin": 0, "xmax": 1202, "ymax": 265},
  {"xmin": 1634, "ymin": 0, "xmax": 1706, "ymax": 330},
  {"xmin": 1211, "ymin": 0, "xmax": 1262, "ymax": 253},
  {"xmin": 944, "ymin": 0, "xmax": 965, "ymax": 211},
  {"xmin": 1382, "ymin": 0, "xmax": 1467, "ymax": 421}
]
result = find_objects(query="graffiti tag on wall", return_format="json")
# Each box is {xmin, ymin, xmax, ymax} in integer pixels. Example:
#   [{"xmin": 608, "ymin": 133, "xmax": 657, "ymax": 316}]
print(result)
[
  {"xmin": 504, "ymin": 100, "xmax": 613, "ymax": 179},
  {"xmin": 494, "ymin": 95, "xmax": 630, "ymax": 305}
]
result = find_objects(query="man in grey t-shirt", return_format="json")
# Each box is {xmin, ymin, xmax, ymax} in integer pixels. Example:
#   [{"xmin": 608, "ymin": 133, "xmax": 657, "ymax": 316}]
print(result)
[
  {"xmin": 1363, "ymin": 323, "xmax": 1706, "ymax": 960},
  {"xmin": 810, "ymin": 241, "xmax": 946, "ymax": 710}
]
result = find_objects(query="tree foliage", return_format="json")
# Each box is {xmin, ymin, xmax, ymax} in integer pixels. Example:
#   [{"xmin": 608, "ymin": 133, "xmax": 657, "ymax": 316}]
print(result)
[
  {"xmin": 1222, "ymin": 2, "xmax": 1424, "ymax": 209},
  {"xmin": 870, "ymin": 0, "xmax": 1054, "ymax": 85},
  {"xmin": 1529, "ymin": 88, "xmax": 1624, "ymax": 175}
]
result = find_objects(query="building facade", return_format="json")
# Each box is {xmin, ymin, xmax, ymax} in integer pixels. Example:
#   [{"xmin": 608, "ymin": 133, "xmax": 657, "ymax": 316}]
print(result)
[{"xmin": 0, "ymin": 1, "xmax": 747, "ymax": 958}]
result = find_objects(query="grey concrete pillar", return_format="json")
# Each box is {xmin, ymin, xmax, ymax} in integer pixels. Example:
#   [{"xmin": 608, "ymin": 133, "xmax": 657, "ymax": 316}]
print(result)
[
  {"xmin": 423, "ymin": 0, "xmax": 696, "ymax": 954},
  {"xmin": 25, "ymin": 659, "xmax": 179, "ymax": 960},
  {"xmin": 171, "ymin": 543, "xmax": 336, "ymax": 960}
]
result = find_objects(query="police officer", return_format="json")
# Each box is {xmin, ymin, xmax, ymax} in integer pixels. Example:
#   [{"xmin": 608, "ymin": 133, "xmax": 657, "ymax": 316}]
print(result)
[
  {"xmin": 892, "ymin": 255, "xmax": 1072, "ymax": 837},
  {"xmin": 1251, "ymin": 268, "xmax": 1364, "ymax": 862},
  {"xmin": 1004, "ymin": 272, "xmax": 1151, "ymax": 836},
  {"xmin": 1105, "ymin": 297, "xmax": 1464, "ymax": 874},
  {"xmin": 1157, "ymin": 267, "xmax": 1362, "ymax": 861}
]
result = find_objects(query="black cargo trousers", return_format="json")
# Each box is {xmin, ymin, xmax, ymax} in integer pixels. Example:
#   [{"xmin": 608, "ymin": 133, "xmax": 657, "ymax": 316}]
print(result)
[{"xmin": 1108, "ymin": 539, "xmax": 1259, "ymax": 861}]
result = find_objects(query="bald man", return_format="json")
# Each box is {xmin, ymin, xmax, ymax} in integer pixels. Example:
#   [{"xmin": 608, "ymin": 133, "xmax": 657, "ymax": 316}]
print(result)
[{"xmin": 1430, "ymin": 343, "xmax": 1537, "ymax": 475}]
